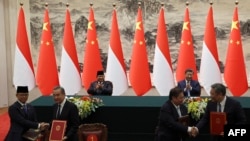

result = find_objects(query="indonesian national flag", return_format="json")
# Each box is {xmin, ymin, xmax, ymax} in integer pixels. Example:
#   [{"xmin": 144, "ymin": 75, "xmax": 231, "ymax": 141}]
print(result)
[
  {"xmin": 175, "ymin": 7, "xmax": 198, "ymax": 82},
  {"xmin": 59, "ymin": 9, "xmax": 82, "ymax": 95},
  {"xmin": 13, "ymin": 6, "xmax": 35, "ymax": 91},
  {"xmin": 129, "ymin": 7, "xmax": 152, "ymax": 96},
  {"xmin": 82, "ymin": 6, "xmax": 103, "ymax": 90},
  {"xmin": 153, "ymin": 7, "xmax": 175, "ymax": 96},
  {"xmin": 36, "ymin": 8, "xmax": 59, "ymax": 96},
  {"xmin": 106, "ymin": 8, "xmax": 128, "ymax": 96},
  {"xmin": 224, "ymin": 6, "xmax": 248, "ymax": 96},
  {"xmin": 200, "ymin": 6, "xmax": 222, "ymax": 95}
]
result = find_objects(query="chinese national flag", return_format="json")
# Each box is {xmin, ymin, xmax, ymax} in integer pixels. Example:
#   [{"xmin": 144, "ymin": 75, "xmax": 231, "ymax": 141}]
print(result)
[
  {"xmin": 36, "ymin": 8, "xmax": 59, "ymax": 96},
  {"xmin": 13, "ymin": 6, "xmax": 35, "ymax": 91},
  {"xmin": 59, "ymin": 8, "xmax": 82, "ymax": 95},
  {"xmin": 175, "ymin": 7, "xmax": 198, "ymax": 82},
  {"xmin": 82, "ymin": 6, "xmax": 103, "ymax": 90},
  {"xmin": 129, "ymin": 7, "xmax": 152, "ymax": 96},
  {"xmin": 224, "ymin": 6, "xmax": 248, "ymax": 96},
  {"xmin": 153, "ymin": 7, "xmax": 175, "ymax": 96},
  {"xmin": 106, "ymin": 8, "xmax": 128, "ymax": 96}
]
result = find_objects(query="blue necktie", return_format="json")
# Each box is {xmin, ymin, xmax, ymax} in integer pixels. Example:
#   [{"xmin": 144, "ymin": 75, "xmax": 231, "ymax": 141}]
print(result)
[
  {"xmin": 218, "ymin": 103, "xmax": 221, "ymax": 112},
  {"xmin": 23, "ymin": 104, "xmax": 28, "ymax": 114},
  {"xmin": 56, "ymin": 104, "xmax": 61, "ymax": 118}
]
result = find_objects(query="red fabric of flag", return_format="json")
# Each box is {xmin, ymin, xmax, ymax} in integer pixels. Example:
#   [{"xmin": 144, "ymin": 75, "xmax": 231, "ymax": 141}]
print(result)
[
  {"xmin": 129, "ymin": 7, "xmax": 152, "ymax": 96},
  {"xmin": 36, "ymin": 8, "xmax": 59, "ymax": 96},
  {"xmin": 82, "ymin": 6, "xmax": 103, "ymax": 90},
  {"xmin": 175, "ymin": 7, "xmax": 198, "ymax": 82},
  {"xmin": 224, "ymin": 6, "xmax": 248, "ymax": 96}
]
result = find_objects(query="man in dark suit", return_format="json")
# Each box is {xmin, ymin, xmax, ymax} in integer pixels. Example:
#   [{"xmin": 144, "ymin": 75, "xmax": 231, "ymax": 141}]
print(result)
[
  {"xmin": 156, "ymin": 87, "xmax": 192, "ymax": 141},
  {"xmin": 177, "ymin": 69, "xmax": 201, "ymax": 97},
  {"xmin": 192, "ymin": 83, "xmax": 247, "ymax": 141},
  {"xmin": 52, "ymin": 86, "xmax": 80, "ymax": 141},
  {"xmin": 5, "ymin": 86, "xmax": 48, "ymax": 141},
  {"xmin": 87, "ymin": 70, "xmax": 113, "ymax": 96}
]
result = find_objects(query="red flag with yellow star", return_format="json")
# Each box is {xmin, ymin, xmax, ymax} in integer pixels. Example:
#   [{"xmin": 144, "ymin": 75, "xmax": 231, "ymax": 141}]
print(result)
[
  {"xmin": 175, "ymin": 7, "xmax": 198, "ymax": 82},
  {"xmin": 82, "ymin": 6, "xmax": 103, "ymax": 90},
  {"xmin": 36, "ymin": 8, "xmax": 59, "ymax": 96},
  {"xmin": 129, "ymin": 7, "xmax": 152, "ymax": 96},
  {"xmin": 224, "ymin": 6, "xmax": 248, "ymax": 96}
]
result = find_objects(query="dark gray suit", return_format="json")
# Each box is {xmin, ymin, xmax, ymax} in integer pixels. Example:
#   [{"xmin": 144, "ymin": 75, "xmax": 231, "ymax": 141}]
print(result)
[
  {"xmin": 52, "ymin": 100, "xmax": 80, "ymax": 141},
  {"xmin": 196, "ymin": 97, "xmax": 247, "ymax": 141},
  {"xmin": 156, "ymin": 100, "xmax": 190, "ymax": 141},
  {"xmin": 177, "ymin": 80, "xmax": 201, "ymax": 97},
  {"xmin": 5, "ymin": 102, "xmax": 39, "ymax": 141}
]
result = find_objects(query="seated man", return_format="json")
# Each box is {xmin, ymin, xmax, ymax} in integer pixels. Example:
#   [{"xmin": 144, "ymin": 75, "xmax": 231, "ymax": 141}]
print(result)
[
  {"xmin": 87, "ymin": 70, "xmax": 113, "ymax": 96},
  {"xmin": 177, "ymin": 69, "xmax": 201, "ymax": 97}
]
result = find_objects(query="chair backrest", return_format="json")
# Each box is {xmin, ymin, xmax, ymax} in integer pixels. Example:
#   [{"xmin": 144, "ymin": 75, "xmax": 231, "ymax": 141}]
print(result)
[{"xmin": 78, "ymin": 123, "xmax": 108, "ymax": 141}]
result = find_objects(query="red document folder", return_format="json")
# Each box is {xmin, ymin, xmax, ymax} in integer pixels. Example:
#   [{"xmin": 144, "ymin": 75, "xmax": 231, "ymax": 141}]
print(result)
[
  {"xmin": 49, "ymin": 120, "xmax": 67, "ymax": 141},
  {"xmin": 210, "ymin": 112, "xmax": 226, "ymax": 135}
]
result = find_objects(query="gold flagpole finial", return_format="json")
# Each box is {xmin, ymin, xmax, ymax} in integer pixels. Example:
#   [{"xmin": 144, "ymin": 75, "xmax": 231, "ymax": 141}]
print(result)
[
  {"xmin": 235, "ymin": 1, "xmax": 239, "ymax": 5},
  {"xmin": 45, "ymin": 3, "xmax": 48, "ymax": 8},
  {"xmin": 90, "ymin": 3, "xmax": 93, "ymax": 7},
  {"xmin": 138, "ymin": 1, "xmax": 141, "ymax": 8},
  {"xmin": 113, "ymin": 3, "xmax": 116, "ymax": 9},
  {"xmin": 20, "ymin": 2, "xmax": 23, "ymax": 6},
  {"xmin": 209, "ymin": 1, "xmax": 213, "ymax": 5},
  {"xmin": 186, "ymin": 1, "xmax": 189, "ymax": 6},
  {"xmin": 66, "ymin": 3, "xmax": 69, "ymax": 8},
  {"xmin": 161, "ymin": 2, "xmax": 164, "ymax": 7}
]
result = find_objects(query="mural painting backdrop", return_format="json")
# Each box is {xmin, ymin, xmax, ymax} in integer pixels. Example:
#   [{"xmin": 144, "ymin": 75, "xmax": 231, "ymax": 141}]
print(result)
[{"xmin": 29, "ymin": 0, "xmax": 250, "ymax": 76}]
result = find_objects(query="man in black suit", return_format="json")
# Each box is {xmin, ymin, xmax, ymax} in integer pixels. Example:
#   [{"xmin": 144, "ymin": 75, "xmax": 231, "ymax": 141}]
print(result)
[
  {"xmin": 192, "ymin": 83, "xmax": 247, "ymax": 141},
  {"xmin": 156, "ymin": 87, "xmax": 192, "ymax": 141},
  {"xmin": 87, "ymin": 70, "xmax": 113, "ymax": 96},
  {"xmin": 52, "ymin": 86, "xmax": 80, "ymax": 141},
  {"xmin": 5, "ymin": 86, "xmax": 48, "ymax": 141},
  {"xmin": 177, "ymin": 69, "xmax": 201, "ymax": 97}
]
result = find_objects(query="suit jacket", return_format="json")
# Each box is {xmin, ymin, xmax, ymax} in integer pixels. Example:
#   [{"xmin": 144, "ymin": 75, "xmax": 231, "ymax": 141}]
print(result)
[
  {"xmin": 5, "ymin": 101, "xmax": 39, "ymax": 141},
  {"xmin": 156, "ymin": 100, "xmax": 190, "ymax": 141},
  {"xmin": 87, "ymin": 80, "xmax": 113, "ymax": 96},
  {"xmin": 177, "ymin": 80, "xmax": 201, "ymax": 97},
  {"xmin": 196, "ymin": 97, "xmax": 247, "ymax": 141},
  {"xmin": 52, "ymin": 100, "xmax": 80, "ymax": 141}
]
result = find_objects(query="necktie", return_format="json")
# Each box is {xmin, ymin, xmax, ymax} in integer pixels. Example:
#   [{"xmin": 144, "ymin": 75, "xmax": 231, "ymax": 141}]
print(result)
[
  {"xmin": 56, "ymin": 104, "xmax": 61, "ymax": 118},
  {"xmin": 187, "ymin": 90, "xmax": 190, "ymax": 97},
  {"xmin": 177, "ymin": 106, "xmax": 182, "ymax": 117},
  {"xmin": 23, "ymin": 104, "xmax": 28, "ymax": 114},
  {"xmin": 218, "ymin": 103, "xmax": 221, "ymax": 112}
]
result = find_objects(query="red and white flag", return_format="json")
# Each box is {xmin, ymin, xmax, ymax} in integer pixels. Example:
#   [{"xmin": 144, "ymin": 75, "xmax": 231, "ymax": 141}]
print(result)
[
  {"xmin": 224, "ymin": 6, "xmax": 248, "ymax": 96},
  {"xmin": 175, "ymin": 7, "xmax": 198, "ymax": 82},
  {"xmin": 129, "ymin": 6, "xmax": 152, "ymax": 96},
  {"xmin": 82, "ymin": 6, "xmax": 103, "ymax": 90},
  {"xmin": 13, "ymin": 6, "xmax": 35, "ymax": 91},
  {"xmin": 36, "ymin": 8, "xmax": 59, "ymax": 96},
  {"xmin": 200, "ymin": 5, "xmax": 222, "ymax": 95},
  {"xmin": 106, "ymin": 8, "xmax": 128, "ymax": 96},
  {"xmin": 59, "ymin": 8, "xmax": 81, "ymax": 95},
  {"xmin": 153, "ymin": 7, "xmax": 175, "ymax": 96}
]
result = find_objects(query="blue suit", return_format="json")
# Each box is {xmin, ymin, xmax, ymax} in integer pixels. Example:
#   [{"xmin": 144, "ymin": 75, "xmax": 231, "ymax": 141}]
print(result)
[
  {"xmin": 87, "ymin": 81, "xmax": 113, "ymax": 96},
  {"xmin": 5, "ymin": 101, "xmax": 39, "ymax": 141},
  {"xmin": 177, "ymin": 80, "xmax": 201, "ymax": 97},
  {"xmin": 156, "ymin": 100, "xmax": 190, "ymax": 141},
  {"xmin": 196, "ymin": 97, "xmax": 247, "ymax": 141},
  {"xmin": 52, "ymin": 100, "xmax": 80, "ymax": 141}
]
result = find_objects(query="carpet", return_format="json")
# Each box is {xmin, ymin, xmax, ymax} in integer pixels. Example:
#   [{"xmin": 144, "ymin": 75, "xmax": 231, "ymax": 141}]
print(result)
[{"xmin": 0, "ymin": 112, "xmax": 10, "ymax": 141}]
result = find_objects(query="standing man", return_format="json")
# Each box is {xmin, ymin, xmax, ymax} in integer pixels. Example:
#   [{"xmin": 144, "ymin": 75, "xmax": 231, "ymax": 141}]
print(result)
[
  {"xmin": 52, "ymin": 86, "xmax": 80, "ymax": 141},
  {"xmin": 87, "ymin": 70, "xmax": 113, "ymax": 96},
  {"xmin": 156, "ymin": 87, "xmax": 192, "ymax": 141},
  {"xmin": 177, "ymin": 69, "xmax": 201, "ymax": 97},
  {"xmin": 5, "ymin": 86, "xmax": 48, "ymax": 141},
  {"xmin": 192, "ymin": 83, "xmax": 247, "ymax": 141}
]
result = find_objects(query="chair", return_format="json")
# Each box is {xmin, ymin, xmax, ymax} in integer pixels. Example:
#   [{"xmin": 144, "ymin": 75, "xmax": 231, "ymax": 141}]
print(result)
[{"xmin": 78, "ymin": 123, "xmax": 108, "ymax": 141}]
